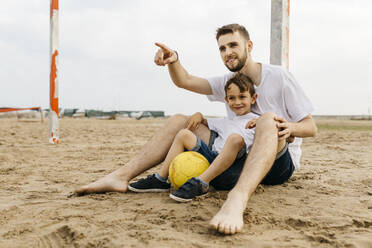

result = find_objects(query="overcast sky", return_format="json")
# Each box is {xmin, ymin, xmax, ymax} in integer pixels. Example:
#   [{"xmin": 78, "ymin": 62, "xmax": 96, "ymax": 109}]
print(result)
[{"xmin": 1, "ymin": 0, "xmax": 371, "ymax": 116}]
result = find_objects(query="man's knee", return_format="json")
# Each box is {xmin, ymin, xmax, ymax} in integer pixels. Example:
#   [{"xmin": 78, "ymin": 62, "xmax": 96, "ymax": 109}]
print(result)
[
  {"xmin": 167, "ymin": 114, "xmax": 188, "ymax": 128},
  {"xmin": 226, "ymin": 133, "xmax": 245, "ymax": 150},
  {"xmin": 256, "ymin": 112, "xmax": 277, "ymax": 132}
]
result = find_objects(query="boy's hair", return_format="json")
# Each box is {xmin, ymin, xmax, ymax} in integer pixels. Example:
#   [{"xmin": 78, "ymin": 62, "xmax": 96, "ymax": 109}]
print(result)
[
  {"xmin": 216, "ymin": 23, "xmax": 250, "ymax": 41},
  {"xmin": 225, "ymin": 74, "xmax": 255, "ymax": 96}
]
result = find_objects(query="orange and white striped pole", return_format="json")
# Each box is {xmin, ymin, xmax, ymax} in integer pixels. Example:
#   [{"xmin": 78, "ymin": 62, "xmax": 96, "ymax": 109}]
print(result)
[
  {"xmin": 270, "ymin": 0, "xmax": 290, "ymax": 70},
  {"xmin": 49, "ymin": 0, "xmax": 59, "ymax": 144}
]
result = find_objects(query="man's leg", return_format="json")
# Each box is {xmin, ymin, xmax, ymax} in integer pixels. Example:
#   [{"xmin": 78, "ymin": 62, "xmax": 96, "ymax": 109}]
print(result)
[
  {"xmin": 158, "ymin": 129, "xmax": 198, "ymax": 179},
  {"xmin": 209, "ymin": 112, "xmax": 279, "ymax": 234},
  {"xmin": 75, "ymin": 114, "xmax": 210, "ymax": 195}
]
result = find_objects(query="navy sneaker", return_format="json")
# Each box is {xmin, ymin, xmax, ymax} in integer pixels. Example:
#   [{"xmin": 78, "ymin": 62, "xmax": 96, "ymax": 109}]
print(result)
[
  {"xmin": 169, "ymin": 178, "xmax": 209, "ymax": 202},
  {"xmin": 128, "ymin": 174, "xmax": 171, "ymax": 192}
]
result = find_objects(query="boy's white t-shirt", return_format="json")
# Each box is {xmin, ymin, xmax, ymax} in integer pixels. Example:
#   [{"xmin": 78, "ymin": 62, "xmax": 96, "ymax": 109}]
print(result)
[
  {"xmin": 206, "ymin": 63, "xmax": 314, "ymax": 170},
  {"xmin": 206, "ymin": 112, "xmax": 259, "ymax": 154}
]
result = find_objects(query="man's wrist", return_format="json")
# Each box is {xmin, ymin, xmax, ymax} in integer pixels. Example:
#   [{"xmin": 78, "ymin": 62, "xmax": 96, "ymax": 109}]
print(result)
[
  {"xmin": 170, "ymin": 51, "xmax": 179, "ymax": 64},
  {"xmin": 288, "ymin": 122, "xmax": 295, "ymax": 136}
]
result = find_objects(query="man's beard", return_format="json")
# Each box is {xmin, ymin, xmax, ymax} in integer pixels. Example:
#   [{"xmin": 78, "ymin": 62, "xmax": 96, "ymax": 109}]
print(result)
[{"xmin": 226, "ymin": 47, "xmax": 248, "ymax": 72}]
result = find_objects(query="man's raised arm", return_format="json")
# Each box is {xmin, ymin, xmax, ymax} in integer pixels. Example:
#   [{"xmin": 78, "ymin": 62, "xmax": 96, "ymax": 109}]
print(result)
[{"xmin": 154, "ymin": 42, "xmax": 212, "ymax": 95}]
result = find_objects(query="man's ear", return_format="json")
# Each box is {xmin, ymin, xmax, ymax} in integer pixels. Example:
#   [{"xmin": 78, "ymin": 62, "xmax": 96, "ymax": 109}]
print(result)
[
  {"xmin": 247, "ymin": 40, "xmax": 253, "ymax": 53},
  {"xmin": 251, "ymin": 93, "xmax": 258, "ymax": 104}
]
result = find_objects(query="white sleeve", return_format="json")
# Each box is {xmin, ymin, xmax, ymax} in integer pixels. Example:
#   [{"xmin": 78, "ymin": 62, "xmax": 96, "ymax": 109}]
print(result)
[
  {"xmin": 206, "ymin": 117, "xmax": 225, "ymax": 133},
  {"xmin": 242, "ymin": 128, "xmax": 255, "ymax": 153},
  {"xmin": 282, "ymin": 72, "xmax": 314, "ymax": 122},
  {"xmin": 206, "ymin": 73, "xmax": 234, "ymax": 103}
]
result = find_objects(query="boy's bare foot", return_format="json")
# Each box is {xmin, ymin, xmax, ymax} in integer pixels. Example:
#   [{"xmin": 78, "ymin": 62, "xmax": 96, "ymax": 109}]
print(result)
[
  {"xmin": 209, "ymin": 191, "xmax": 247, "ymax": 234},
  {"xmin": 74, "ymin": 174, "xmax": 128, "ymax": 196}
]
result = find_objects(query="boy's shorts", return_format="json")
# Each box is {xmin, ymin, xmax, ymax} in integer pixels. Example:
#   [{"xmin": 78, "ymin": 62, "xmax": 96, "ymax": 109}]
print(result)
[
  {"xmin": 191, "ymin": 131, "xmax": 295, "ymax": 191},
  {"xmin": 189, "ymin": 131, "xmax": 247, "ymax": 190}
]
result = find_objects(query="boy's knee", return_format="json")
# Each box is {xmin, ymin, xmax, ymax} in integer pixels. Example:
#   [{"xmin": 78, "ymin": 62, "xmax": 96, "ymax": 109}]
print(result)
[
  {"xmin": 176, "ymin": 128, "xmax": 194, "ymax": 140},
  {"xmin": 226, "ymin": 134, "xmax": 245, "ymax": 149}
]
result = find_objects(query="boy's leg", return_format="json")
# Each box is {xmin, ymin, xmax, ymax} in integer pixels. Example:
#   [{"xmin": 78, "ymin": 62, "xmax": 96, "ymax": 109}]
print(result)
[
  {"xmin": 128, "ymin": 129, "xmax": 202, "ymax": 193},
  {"xmin": 169, "ymin": 132, "xmax": 221, "ymax": 202},
  {"xmin": 199, "ymin": 134, "xmax": 245, "ymax": 184},
  {"xmin": 128, "ymin": 129, "xmax": 197, "ymax": 193},
  {"xmin": 158, "ymin": 129, "xmax": 198, "ymax": 178},
  {"xmin": 75, "ymin": 114, "xmax": 210, "ymax": 195},
  {"xmin": 210, "ymin": 112, "xmax": 279, "ymax": 234},
  {"xmin": 170, "ymin": 134, "xmax": 244, "ymax": 202},
  {"xmin": 277, "ymin": 137, "xmax": 286, "ymax": 155}
]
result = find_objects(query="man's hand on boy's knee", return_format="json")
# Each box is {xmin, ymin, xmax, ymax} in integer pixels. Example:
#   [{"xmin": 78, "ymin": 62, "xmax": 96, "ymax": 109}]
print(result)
[
  {"xmin": 186, "ymin": 112, "xmax": 203, "ymax": 131},
  {"xmin": 275, "ymin": 116, "xmax": 293, "ymax": 141}
]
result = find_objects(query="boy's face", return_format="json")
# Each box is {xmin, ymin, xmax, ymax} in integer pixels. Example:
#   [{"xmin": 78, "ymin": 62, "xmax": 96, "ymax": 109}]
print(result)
[{"xmin": 224, "ymin": 83, "xmax": 257, "ymax": 116}]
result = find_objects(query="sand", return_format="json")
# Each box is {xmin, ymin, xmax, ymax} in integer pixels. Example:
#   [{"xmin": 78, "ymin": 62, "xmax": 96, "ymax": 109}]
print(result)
[{"xmin": 0, "ymin": 118, "xmax": 371, "ymax": 248}]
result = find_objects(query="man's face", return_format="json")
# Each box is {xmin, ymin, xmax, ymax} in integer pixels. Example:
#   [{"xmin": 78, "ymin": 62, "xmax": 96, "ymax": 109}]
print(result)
[{"xmin": 217, "ymin": 32, "xmax": 250, "ymax": 72}]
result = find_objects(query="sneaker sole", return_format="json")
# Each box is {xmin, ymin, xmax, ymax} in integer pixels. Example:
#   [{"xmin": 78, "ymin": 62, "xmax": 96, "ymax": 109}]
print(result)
[
  {"xmin": 128, "ymin": 185, "xmax": 170, "ymax": 193},
  {"xmin": 169, "ymin": 193, "xmax": 193, "ymax": 202}
]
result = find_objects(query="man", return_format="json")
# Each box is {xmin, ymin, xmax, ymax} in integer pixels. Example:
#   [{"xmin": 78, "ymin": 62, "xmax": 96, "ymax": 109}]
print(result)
[{"xmin": 76, "ymin": 23, "xmax": 317, "ymax": 235}]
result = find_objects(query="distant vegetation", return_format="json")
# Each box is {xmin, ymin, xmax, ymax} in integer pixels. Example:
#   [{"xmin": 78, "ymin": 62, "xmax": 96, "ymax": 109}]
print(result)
[{"xmin": 316, "ymin": 122, "xmax": 372, "ymax": 131}]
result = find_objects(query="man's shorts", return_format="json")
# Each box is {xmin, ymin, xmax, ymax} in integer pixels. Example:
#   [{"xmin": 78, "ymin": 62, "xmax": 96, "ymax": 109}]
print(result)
[
  {"xmin": 260, "ymin": 142, "xmax": 295, "ymax": 186},
  {"xmin": 191, "ymin": 130, "xmax": 295, "ymax": 191}
]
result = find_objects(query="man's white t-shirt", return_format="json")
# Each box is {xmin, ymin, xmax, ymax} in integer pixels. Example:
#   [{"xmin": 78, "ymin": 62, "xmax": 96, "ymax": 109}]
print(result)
[
  {"xmin": 207, "ymin": 63, "xmax": 314, "ymax": 170},
  {"xmin": 207, "ymin": 112, "xmax": 259, "ymax": 154}
]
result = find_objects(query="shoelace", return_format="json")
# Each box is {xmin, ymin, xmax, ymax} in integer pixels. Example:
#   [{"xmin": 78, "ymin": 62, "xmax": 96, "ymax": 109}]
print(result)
[
  {"xmin": 138, "ymin": 174, "xmax": 155, "ymax": 183},
  {"xmin": 180, "ymin": 179, "xmax": 200, "ymax": 193}
]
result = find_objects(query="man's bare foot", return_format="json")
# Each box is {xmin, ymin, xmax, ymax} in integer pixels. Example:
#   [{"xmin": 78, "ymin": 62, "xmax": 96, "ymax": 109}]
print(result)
[
  {"xmin": 74, "ymin": 174, "xmax": 128, "ymax": 196},
  {"xmin": 209, "ymin": 191, "xmax": 247, "ymax": 234}
]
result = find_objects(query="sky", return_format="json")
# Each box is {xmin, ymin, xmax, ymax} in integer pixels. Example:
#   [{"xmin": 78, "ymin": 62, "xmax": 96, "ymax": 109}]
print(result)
[{"xmin": 0, "ymin": 0, "xmax": 371, "ymax": 116}]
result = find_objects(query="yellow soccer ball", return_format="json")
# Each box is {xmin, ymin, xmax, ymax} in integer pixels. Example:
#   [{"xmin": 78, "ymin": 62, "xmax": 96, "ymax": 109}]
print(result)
[{"xmin": 169, "ymin": 151, "xmax": 210, "ymax": 189}]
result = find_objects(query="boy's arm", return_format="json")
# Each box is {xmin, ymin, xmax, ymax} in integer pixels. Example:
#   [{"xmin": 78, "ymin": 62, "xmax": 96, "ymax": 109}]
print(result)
[
  {"xmin": 154, "ymin": 43, "xmax": 212, "ymax": 95},
  {"xmin": 186, "ymin": 112, "xmax": 208, "ymax": 131},
  {"xmin": 275, "ymin": 114, "xmax": 317, "ymax": 141}
]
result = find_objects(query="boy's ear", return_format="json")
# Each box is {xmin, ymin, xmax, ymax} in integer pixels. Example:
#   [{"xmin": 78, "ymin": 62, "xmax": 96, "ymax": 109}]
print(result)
[
  {"xmin": 251, "ymin": 93, "xmax": 258, "ymax": 104},
  {"xmin": 224, "ymin": 96, "xmax": 228, "ymax": 102}
]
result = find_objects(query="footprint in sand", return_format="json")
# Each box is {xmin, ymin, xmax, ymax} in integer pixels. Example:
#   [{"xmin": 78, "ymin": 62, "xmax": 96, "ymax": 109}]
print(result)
[{"xmin": 37, "ymin": 225, "xmax": 81, "ymax": 248}]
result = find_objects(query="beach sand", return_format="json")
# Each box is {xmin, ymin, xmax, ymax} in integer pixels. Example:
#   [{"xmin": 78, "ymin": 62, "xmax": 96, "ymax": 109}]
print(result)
[{"xmin": 0, "ymin": 118, "xmax": 371, "ymax": 248}]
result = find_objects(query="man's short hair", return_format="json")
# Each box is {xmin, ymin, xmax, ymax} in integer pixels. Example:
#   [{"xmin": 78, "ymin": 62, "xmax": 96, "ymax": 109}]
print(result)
[
  {"xmin": 225, "ymin": 74, "xmax": 255, "ymax": 96},
  {"xmin": 216, "ymin": 23, "xmax": 250, "ymax": 41}
]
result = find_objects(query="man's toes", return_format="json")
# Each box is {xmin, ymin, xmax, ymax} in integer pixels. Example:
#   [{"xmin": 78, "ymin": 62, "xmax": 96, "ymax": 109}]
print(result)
[
  {"xmin": 231, "ymin": 225, "xmax": 239, "ymax": 235},
  {"xmin": 226, "ymin": 226, "xmax": 232, "ymax": 235},
  {"xmin": 74, "ymin": 188, "xmax": 82, "ymax": 193},
  {"xmin": 76, "ymin": 185, "xmax": 89, "ymax": 193},
  {"xmin": 222, "ymin": 225, "xmax": 231, "ymax": 235},
  {"xmin": 209, "ymin": 218, "xmax": 219, "ymax": 230},
  {"xmin": 224, "ymin": 225, "xmax": 232, "ymax": 235},
  {"xmin": 218, "ymin": 223, "xmax": 227, "ymax": 233},
  {"xmin": 236, "ymin": 223, "xmax": 243, "ymax": 233},
  {"xmin": 74, "ymin": 189, "xmax": 83, "ymax": 195}
]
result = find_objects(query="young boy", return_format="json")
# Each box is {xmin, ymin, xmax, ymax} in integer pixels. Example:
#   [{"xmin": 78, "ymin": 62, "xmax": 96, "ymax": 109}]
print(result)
[{"xmin": 128, "ymin": 74, "xmax": 289, "ymax": 202}]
